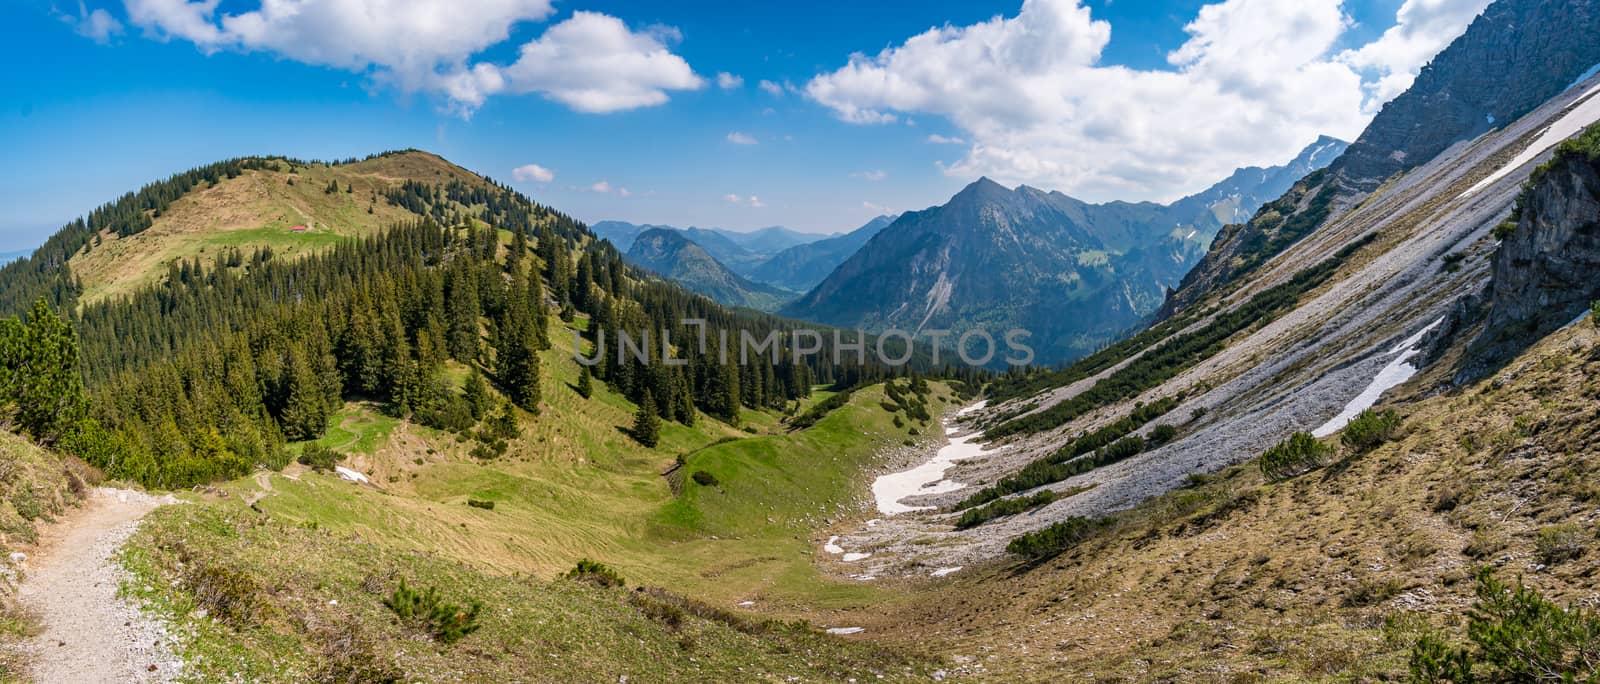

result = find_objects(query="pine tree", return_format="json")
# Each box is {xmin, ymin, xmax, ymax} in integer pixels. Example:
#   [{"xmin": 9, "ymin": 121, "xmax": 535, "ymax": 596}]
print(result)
[
  {"xmin": 280, "ymin": 347, "xmax": 328, "ymax": 441},
  {"xmin": 463, "ymin": 369, "xmax": 491, "ymax": 419},
  {"xmin": 576, "ymin": 365, "xmax": 593, "ymax": 399},
  {"xmin": 632, "ymin": 391, "xmax": 660, "ymax": 448},
  {"xmin": 5, "ymin": 299, "xmax": 89, "ymax": 443}
]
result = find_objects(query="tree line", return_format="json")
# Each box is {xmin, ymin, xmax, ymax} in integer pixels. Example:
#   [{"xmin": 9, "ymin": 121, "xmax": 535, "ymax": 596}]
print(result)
[{"xmin": 0, "ymin": 155, "xmax": 984, "ymax": 489}]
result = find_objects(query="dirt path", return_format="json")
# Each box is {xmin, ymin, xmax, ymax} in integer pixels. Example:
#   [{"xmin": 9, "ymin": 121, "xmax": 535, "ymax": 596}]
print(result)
[{"xmin": 17, "ymin": 488, "xmax": 182, "ymax": 683}]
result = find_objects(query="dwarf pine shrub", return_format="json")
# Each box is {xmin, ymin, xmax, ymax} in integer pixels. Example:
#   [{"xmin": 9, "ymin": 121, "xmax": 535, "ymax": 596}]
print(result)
[
  {"xmin": 565, "ymin": 558, "xmax": 625, "ymax": 588},
  {"xmin": 1341, "ymin": 408, "xmax": 1403, "ymax": 453},
  {"xmin": 1005, "ymin": 515, "xmax": 1107, "ymax": 560},
  {"xmin": 1409, "ymin": 567, "xmax": 1600, "ymax": 683},
  {"xmin": 297, "ymin": 444, "xmax": 343, "ymax": 472},
  {"xmin": 1259, "ymin": 432, "xmax": 1331, "ymax": 481},
  {"xmin": 383, "ymin": 579, "xmax": 482, "ymax": 645}
]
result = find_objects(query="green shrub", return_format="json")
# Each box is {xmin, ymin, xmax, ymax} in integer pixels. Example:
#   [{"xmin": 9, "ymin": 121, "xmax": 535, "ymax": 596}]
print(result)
[
  {"xmin": 297, "ymin": 444, "xmax": 344, "ymax": 473},
  {"xmin": 1149, "ymin": 424, "xmax": 1179, "ymax": 445},
  {"xmin": 1341, "ymin": 408, "xmax": 1403, "ymax": 453},
  {"xmin": 382, "ymin": 579, "xmax": 482, "ymax": 645},
  {"xmin": 690, "ymin": 470, "xmax": 719, "ymax": 487},
  {"xmin": 564, "ymin": 558, "xmax": 625, "ymax": 588},
  {"xmin": 1535, "ymin": 524, "xmax": 1589, "ymax": 565},
  {"xmin": 1409, "ymin": 567, "xmax": 1600, "ymax": 683},
  {"xmin": 954, "ymin": 490, "xmax": 1059, "ymax": 530},
  {"xmin": 1259, "ymin": 432, "xmax": 1331, "ymax": 481},
  {"xmin": 1492, "ymin": 220, "xmax": 1517, "ymax": 241},
  {"xmin": 1005, "ymin": 516, "xmax": 1108, "ymax": 560},
  {"xmin": 466, "ymin": 499, "xmax": 495, "ymax": 511}
]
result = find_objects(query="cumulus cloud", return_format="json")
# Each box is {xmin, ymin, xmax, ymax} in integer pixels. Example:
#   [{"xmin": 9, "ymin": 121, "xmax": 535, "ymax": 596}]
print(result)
[
  {"xmin": 805, "ymin": 0, "xmax": 1475, "ymax": 202},
  {"xmin": 61, "ymin": 1, "xmax": 125, "ymax": 44},
  {"xmin": 590, "ymin": 180, "xmax": 613, "ymax": 193},
  {"xmin": 511, "ymin": 163, "xmax": 554, "ymax": 183},
  {"xmin": 851, "ymin": 170, "xmax": 888, "ymax": 181},
  {"xmin": 716, "ymin": 72, "xmax": 743, "ymax": 89},
  {"xmin": 1336, "ymin": 0, "xmax": 1491, "ymax": 106},
  {"xmin": 722, "ymin": 193, "xmax": 762, "ymax": 207},
  {"xmin": 926, "ymin": 134, "xmax": 965, "ymax": 144},
  {"xmin": 118, "ymin": 0, "xmax": 700, "ymax": 115},
  {"xmin": 726, "ymin": 131, "xmax": 758, "ymax": 145},
  {"xmin": 757, "ymin": 79, "xmax": 786, "ymax": 96},
  {"xmin": 722, "ymin": 193, "xmax": 743, "ymax": 204}
]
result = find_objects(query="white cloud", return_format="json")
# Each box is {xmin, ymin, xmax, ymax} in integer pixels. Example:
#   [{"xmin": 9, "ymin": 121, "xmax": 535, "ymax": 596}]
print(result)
[
  {"xmin": 863, "ymin": 200, "xmax": 891, "ymax": 212},
  {"xmin": 926, "ymin": 134, "xmax": 966, "ymax": 144},
  {"xmin": 511, "ymin": 163, "xmax": 554, "ymax": 183},
  {"xmin": 1336, "ymin": 0, "xmax": 1491, "ymax": 107},
  {"xmin": 748, "ymin": 195, "xmax": 765, "ymax": 208},
  {"xmin": 590, "ymin": 180, "xmax": 613, "ymax": 193},
  {"xmin": 805, "ymin": 0, "xmax": 1475, "ymax": 202},
  {"xmin": 851, "ymin": 170, "xmax": 888, "ymax": 181},
  {"xmin": 62, "ymin": 2, "xmax": 124, "ymax": 44},
  {"xmin": 618, "ymin": 187, "xmax": 632, "ymax": 197},
  {"xmin": 726, "ymin": 131, "xmax": 758, "ymax": 145},
  {"xmin": 716, "ymin": 72, "xmax": 743, "ymax": 89},
  {"xmin": 758, "ymin": 79, "xmax": 785, "ymax": 96},
  {"xmin": 723, "ymin": 193, "xmax": 743, "ymax": 204},
  {"xmin": 722, "ymin": 193, "xmax": 762, "ymax": 207},
  {"xmin": 119, "ymin": 1, "xmax": 700, "ymax": 115}
]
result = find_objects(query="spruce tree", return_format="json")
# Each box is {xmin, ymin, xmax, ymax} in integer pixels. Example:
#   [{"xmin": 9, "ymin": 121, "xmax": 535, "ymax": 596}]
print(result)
[
  {"xmin": 632, "ymin": 391, "xmax": 660, "ymax": 448},
  {"xmin": 576, "ymin": 365, "xmax": 593, "ymax": 399},
  {"xmin": 463, "ymin": 369, "xmax": 491, "ymax": 419},
  {"xmin": 280, "ymin": 347, "xmax": 328, "ymax": 441}
]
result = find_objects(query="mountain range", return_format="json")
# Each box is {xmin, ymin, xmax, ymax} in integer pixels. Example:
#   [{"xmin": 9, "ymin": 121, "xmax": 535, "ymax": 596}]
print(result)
[
  {"xmin": 624, "ymin": 227, "xmax": 793, "ymax": 310},
  {"xmin": 782, "ymin": 136, "xmax": 1348, "ymax": 364},
  {"xmin": 592, "ymin": 215, "xmax": 897, "ymax": 307}
]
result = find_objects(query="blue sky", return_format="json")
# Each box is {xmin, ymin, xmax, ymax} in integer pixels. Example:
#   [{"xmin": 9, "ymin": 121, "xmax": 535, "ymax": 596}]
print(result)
[{"xmin": 0, "ymin": 0, "xmax": 1489, "ymax": 251}]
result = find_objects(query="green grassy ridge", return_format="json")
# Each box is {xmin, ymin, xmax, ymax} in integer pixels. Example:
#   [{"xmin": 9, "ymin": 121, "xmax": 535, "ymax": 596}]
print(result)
[
  {"xmin": 655, "ymin": 382, "xmax": 956, "ymax": 541},
  {"xmin": 121, "ymin": 504, "xmax": 936, "ymax": 683}
]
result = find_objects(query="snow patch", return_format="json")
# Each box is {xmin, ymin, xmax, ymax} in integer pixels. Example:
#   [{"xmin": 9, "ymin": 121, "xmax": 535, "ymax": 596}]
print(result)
[
  {"xmin": 333, "ymin": 466, "xmax": 369, "ymax": 484},
  {"xmin": 826, "ymin": 627, "xmax": 864, "ymax": 635},
  {"xmin": 871, "ymin": 401, "xmax": 1005, "ymax": 515},
  {"xmin": 1459, "ymin": 82, "xmax": 1600, "ymax": 199},
  {"xmin": 823, "ymin": 536, "xmax": 844, "ymax": 554},
  {"xmin": 1312, "ymin": 318, "xmax": 1443, "ymax": 438},
  {"xmin": 841, "ymin": 552, "xmax": 872, "ymax": 562},
  {"xmin": 930, "ymin": 566, "xmax": 963, "ymax": 577}
]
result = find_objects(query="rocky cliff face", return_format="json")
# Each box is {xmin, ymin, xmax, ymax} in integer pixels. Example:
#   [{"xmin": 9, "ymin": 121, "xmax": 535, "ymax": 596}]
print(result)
[
  {"xmin": 1456, "ymin": 132, "xmax": 1600, "ymax": 380},
  {"xmin": 1166, "ymin": 0, "xmax": 1600, "ymax": 315},
  {"xmin": 1336, "ymin": 0, "xmax": 1600, "ymax": 188}
]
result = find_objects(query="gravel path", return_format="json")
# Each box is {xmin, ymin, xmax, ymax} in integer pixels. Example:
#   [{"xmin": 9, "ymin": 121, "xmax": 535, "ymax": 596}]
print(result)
[{"xmin": 17, "ymin": 488, "xmax": 182, "ymax": 684}]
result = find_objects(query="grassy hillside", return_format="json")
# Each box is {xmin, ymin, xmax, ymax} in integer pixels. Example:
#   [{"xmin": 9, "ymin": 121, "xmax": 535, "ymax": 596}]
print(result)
[
  {"xmin": 122, "ymin": 504, "xmax": 934, "ymax": 683},
  {"xmin": 198, "ymin": 314, "xmax": 956, "ymax": 600},
  {"xmin": 115, "ymin": 298, "xmax": 968, "ymax": 678},
  {"xmin": 69, "ymin": 153, "xmax": 469, "ymax": 306},
  {"xmin": 0, "ymin": 432, "xmax": 97, "ymax": 680},
  {"xmin": 859, "ymin": 318, "xmax": 1600, "ymax": 681}
]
